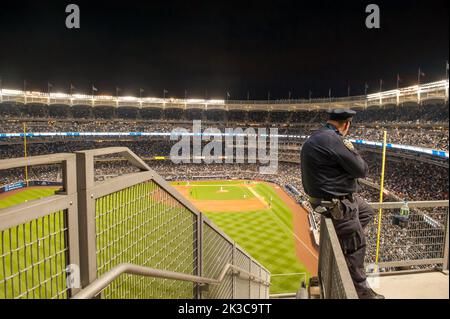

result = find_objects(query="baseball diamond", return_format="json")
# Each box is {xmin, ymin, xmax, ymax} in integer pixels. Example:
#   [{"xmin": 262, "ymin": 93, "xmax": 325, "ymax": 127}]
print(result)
[{"xmin": 172, "ymin": 180, "xmax": 318, "ymax": 294}]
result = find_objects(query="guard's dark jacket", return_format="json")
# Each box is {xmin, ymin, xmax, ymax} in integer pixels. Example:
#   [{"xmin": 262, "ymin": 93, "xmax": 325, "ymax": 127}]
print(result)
[{"xmin": 300, "ymin": 123, "xmax": 368, "ymax": 198}]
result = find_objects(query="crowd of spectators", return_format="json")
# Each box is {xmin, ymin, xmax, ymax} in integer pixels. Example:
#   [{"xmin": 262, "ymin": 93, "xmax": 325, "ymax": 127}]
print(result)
[
  {"xmin": 353, "ymin": 103, "xmax": 449, "ymax": 125},
  {"xmin": 349, "ymin": 126, "xmax": 449, "ymax": 151},
  {"xmin": 1, "ymin": 115, "xmax": 448, "ymax": 152},
  {"xmin": 0, "ymin": 101, "xmax": 448, "ymax": 124},
  {"xmin": 365, "ymin": 154, "xmax": 449, "ymax": 201}
]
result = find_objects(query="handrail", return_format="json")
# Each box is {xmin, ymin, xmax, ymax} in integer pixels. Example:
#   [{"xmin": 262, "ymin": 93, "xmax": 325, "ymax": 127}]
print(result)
[
  {"xmin": 369, "ymin": 200, "xmax": 449, "ymax": 209},
  {"xmin": 72, "ymin": 262, "xmax": 270, "ymax": 299}
]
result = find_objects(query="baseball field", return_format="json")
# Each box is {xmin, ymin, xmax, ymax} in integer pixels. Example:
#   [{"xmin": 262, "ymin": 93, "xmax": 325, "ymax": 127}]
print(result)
[{"xmin": 172, "ymin": 179, "xmax": 318, "ymax": 294}]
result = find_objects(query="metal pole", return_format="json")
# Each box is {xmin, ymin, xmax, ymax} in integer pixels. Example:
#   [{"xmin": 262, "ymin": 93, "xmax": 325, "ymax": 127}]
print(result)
[
  {"xmin": 443, "ymin": 208, "xmax": 449, "ymax": 271},
  {"xmin": 23, "ymin": 123, "xmax": 29, "ymax": 187},
  {"xmin": 375, "ymin": 130, "xmax": 388, "ymax": 265}
]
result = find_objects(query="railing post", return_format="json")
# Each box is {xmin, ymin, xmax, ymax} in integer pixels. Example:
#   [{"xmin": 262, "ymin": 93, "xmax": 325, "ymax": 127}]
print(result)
[
  {"xmin": 443, "ymin": 207, "xmax": 449, "ymax": 271},
  {"xmin": 62, "ymin": 155, "xmax": 81, "ymax": 297},
  {"xmin": 75, "ymin": 151, "xmax": 98, "ymax": 291},
  {"xmin": 195, "ymin": 213, "xmax": 203, "ymax": 299}
]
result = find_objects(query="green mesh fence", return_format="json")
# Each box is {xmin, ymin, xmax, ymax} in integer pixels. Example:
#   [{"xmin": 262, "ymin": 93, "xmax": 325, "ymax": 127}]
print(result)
[
  {"xmin": 0, "ymin": 210, "xmax": 69, "ymax": 299},
  {"xmin": 94, "ymin": 180, "xmax": 198, "ymax": 298},
  {"xmin": 201, "ymin": 222, "xmax": 234, "ymax": 299}
]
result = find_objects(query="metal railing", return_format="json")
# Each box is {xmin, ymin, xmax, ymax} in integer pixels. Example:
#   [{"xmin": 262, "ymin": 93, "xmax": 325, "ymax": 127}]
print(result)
[
  {"xmin": 0, "ymin": 147, "xmax": 270, "ymax": 299},
  {"xmin": 366, "ymin": 201, "xmax": 449, "ymax": 270},
  {"xmin": 318, "ymin": 200, "xmax": 449, "ymax": 299},
  {"xmin": 72, "ymin": 262, "xmax": 269, "ymax": 299},
  {"xmin": 0, "ymin": 154, "xmax": 80, "ymax": 299}
]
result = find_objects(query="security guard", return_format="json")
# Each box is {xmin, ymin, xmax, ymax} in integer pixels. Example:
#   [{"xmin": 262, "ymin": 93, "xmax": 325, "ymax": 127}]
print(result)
[{"xmin": 300, "ymin": 108, "xmax": 384, "ymax": 299}]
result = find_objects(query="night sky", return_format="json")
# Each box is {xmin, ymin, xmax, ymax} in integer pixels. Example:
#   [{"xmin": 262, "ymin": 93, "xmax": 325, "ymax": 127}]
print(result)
[{"xmin": 0, "ymin": 0, "xmax": 448, "ymax": 99}]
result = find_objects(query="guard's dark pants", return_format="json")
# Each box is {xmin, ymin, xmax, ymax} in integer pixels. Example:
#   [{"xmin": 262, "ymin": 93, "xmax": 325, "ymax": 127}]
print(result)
[{"xmin": 330, "ymin": 195, "xmax": 375, "ymax": 292}]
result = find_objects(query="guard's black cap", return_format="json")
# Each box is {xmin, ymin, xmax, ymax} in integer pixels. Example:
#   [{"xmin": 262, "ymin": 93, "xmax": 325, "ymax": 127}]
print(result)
[{"xmin": 327, "ymin": 108, "xmax": 356, "ymax": 121}]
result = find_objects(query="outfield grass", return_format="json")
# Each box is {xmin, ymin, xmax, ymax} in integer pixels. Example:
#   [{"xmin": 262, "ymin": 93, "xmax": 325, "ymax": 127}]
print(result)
[{"xmin": 0, "ymin": 188, "xmax": 58, "ymax": 209}]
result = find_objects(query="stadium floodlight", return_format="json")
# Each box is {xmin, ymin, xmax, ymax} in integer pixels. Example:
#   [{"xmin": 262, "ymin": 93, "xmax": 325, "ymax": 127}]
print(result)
[
  {"xmin": 120, "ymin": 96, "xmax": 139, "ymax": 101},
  {"xmin": 52, "ymin": 92, "xmax": 70, "ymax": 98},
  {"xmin": 96, "ymin": 95, "xmax": 114, "ymax": 99},
  {"xmin": 207, "ymin": 99, "xmax": 225, "ymax": 104},
  {"xmin": 1, "ymin": 89, "xmax": 23, "ymax": 95}
]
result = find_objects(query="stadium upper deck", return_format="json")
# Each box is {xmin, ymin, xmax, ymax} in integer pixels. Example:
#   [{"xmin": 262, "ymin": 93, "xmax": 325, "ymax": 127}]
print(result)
[{"xmin": 0, "ymin": 80, "xmax": 448, "ymax": 111}]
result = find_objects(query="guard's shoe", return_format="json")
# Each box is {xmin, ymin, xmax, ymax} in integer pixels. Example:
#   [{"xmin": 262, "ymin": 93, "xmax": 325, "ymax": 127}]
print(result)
[{"xmin": 357, "ymin": 288, "xmax": 385, "ymax": 299}]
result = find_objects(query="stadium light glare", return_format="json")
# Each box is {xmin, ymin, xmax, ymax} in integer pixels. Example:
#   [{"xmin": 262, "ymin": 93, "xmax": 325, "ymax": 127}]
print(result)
[
  {"xmin": 52, "ymin": 92, "xmax": 69, "ymax": 98},
  {"xmin": 0, "ymin": 79, "xmax": 446, "ymax": 105},
  {"xmin": 2, "ymin": 89, "xmax": 23, "ymax": 95},
  {"xmin": 120, "ymin": 96, "xmax": 139, "ymax": 101}
]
